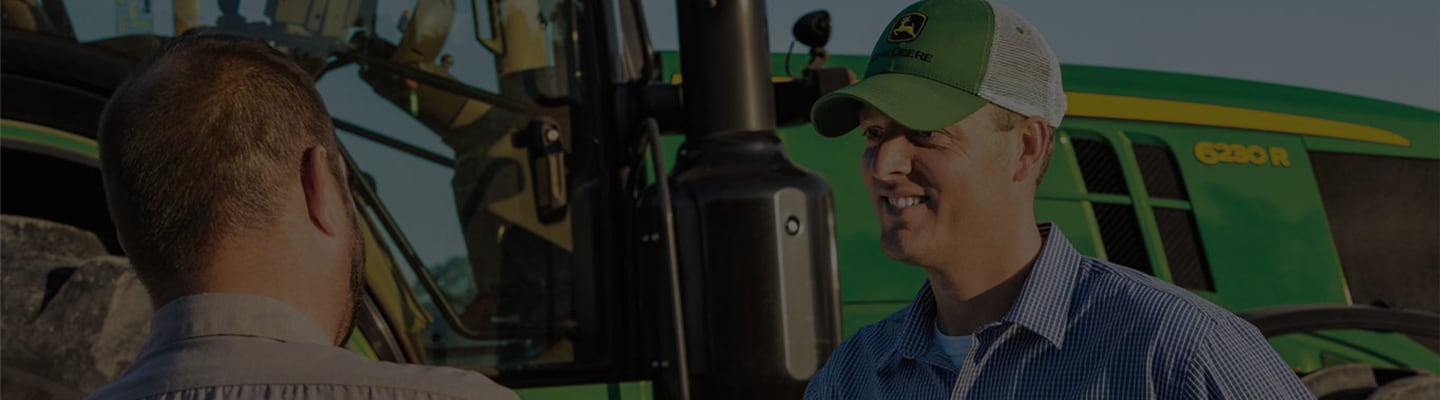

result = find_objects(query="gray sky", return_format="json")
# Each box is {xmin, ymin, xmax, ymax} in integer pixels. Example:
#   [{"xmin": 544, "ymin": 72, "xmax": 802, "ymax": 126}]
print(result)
[
  {"xmin": 646, "ymin": 0, "xmax": 1440, "ymax": 110},
  {"xmin": 64, "ymin": 0, "xmax": 1439, "ymax": 268},
  {"xmin": 80, "ymin": 1, "xmax": 1440, "ymax": 109}
]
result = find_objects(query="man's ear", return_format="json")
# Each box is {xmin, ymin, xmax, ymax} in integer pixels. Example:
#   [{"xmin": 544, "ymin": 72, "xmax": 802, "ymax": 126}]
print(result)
[
  {"xmin": 301, "ymin": 146, "xmax": 343, "ymax": 237},
  {"xmin": 1013, "ymin": 117, "xmax": 1054, "ymax": 184}
]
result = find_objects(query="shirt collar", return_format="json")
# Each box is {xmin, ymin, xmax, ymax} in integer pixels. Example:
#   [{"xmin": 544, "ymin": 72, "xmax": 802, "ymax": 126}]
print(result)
[
  {"xmin": 139, "ymin": 293, "xmax": 335, "ymax": 355},
  {"xmin": 883, "ymin": 222, "xmax": 1082, "ymax": 369},
  {"xmin": 884, "ymin": 281, "xmax": 955, "ymax": 371},
  {"xmin": 998, "ymin": 222, "xmax": 1083, "ymax": 348}
]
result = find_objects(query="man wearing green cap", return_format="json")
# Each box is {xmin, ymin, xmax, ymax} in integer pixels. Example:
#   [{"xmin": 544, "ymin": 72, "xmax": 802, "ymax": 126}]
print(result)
[{"xmin": 804, "ymin": 1, "xmax": 1311, "ymax": 399}]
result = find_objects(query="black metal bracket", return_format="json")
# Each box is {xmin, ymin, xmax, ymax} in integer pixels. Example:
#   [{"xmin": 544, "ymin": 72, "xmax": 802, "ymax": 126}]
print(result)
[{"xmin": 518, "ymin": 117, "xmax": 569, "ymax": 224}]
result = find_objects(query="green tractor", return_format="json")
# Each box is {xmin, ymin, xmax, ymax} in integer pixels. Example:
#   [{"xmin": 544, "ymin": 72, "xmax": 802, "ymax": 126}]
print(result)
[{"xmin": 1, "ymin": 1, "xmax": 1436, "ymax": 399}]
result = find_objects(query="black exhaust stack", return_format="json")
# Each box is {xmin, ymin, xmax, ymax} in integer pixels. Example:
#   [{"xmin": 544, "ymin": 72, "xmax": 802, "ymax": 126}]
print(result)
[{"xmin": 641, "ymin": 0, "xmax": 843, "ymax": 398}]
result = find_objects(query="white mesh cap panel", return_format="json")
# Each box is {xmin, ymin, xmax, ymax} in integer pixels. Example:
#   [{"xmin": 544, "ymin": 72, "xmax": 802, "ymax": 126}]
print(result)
[{"xmin": 978, "ymin": 3, "xmax": 1067, "ymax": 127}]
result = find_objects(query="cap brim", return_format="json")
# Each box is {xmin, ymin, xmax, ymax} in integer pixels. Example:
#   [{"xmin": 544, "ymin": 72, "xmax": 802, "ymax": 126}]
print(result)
[{"xmin": 810, "ymin": 73, "xmax": 988, "ymax": 137}]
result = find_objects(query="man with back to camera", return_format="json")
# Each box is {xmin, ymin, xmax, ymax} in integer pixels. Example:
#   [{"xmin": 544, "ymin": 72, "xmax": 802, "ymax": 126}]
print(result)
[
  {"xmin": 803, "ymin": 0, "xmax": 1313, "ymax": 398},
  {"xmin": 86, "ymin": 33, "xmax": 518, "ymax": 400}
]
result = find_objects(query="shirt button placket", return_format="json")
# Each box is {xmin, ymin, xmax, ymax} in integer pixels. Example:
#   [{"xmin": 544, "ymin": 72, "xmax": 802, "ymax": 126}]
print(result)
[{"xmin": 950, "ymin": 324, "xmax": 1000, "ymax": 399}]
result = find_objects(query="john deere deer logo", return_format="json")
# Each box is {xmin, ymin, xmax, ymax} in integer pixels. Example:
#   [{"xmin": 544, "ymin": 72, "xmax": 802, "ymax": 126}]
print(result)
[{"xmin": 887, "ymin": 13, "xmax": 927, "ymax": 42}]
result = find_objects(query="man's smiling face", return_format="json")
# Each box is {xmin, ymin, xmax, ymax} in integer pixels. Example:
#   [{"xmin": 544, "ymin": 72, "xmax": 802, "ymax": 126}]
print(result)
[{"xmin": 859, "ymin": 103, "xmax": 1025, "ymax": 267}]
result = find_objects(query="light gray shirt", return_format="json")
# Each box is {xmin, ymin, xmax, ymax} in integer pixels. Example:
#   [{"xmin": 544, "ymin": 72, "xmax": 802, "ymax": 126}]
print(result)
[{"xmin": 87, "ymin": 293, "xmax": 519, "ymax": 400}]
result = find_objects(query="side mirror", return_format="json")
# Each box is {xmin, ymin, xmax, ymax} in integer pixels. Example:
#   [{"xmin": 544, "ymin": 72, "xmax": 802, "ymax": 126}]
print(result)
[
  {"xmin": 792, "ymin": 10, "xmax": 831, "ymax": 72},
  {"xmin": 773, "ymin": 9, "xmax": 853, "ymax": 127},
  {"xmin": 793, "ymin": 10, "xmax": 831, "ymax": 49}
]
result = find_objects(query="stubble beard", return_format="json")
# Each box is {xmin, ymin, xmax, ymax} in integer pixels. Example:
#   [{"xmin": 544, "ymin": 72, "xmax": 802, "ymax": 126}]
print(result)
[{"xmin": 334, "ymin": 205, "xmax": 367, "ymax": 345}]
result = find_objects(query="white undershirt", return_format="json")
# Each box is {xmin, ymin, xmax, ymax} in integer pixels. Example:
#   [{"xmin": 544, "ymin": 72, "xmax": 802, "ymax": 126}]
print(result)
[{"xmin": 933, "ymin": 323, "xmax": 974, "ymax": 368}]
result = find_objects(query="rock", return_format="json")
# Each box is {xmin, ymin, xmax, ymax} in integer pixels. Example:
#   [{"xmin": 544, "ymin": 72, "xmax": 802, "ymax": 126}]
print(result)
[
  {"xmin": 1, "ymin": 215, "xmax": 152, "ymax": 397},
  {"xmin": 1, "ymin": 215, "xmax": 109, "ymax": 263}
]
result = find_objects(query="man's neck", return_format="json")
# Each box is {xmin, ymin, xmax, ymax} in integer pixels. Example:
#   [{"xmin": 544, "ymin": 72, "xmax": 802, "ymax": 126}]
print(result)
[
  {"xmin": 187, "ymin": 232, "xmax": 348, "ymax": 345},
  {"xmin": 926, "ymin": 222, "xmax": 1044, "ymax": 336}
]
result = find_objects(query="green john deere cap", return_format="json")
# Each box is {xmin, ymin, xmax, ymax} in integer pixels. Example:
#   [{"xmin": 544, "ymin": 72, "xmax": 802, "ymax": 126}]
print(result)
[{"xmin": 811, "ymin": 0, "xmax": 1067, "ymax": 137}]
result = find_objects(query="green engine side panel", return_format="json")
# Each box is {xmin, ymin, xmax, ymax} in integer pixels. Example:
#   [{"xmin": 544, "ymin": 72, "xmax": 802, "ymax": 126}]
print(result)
[{"xmin": 1056, "ymin": 118, "xmax": 1350, "ymax": 310}]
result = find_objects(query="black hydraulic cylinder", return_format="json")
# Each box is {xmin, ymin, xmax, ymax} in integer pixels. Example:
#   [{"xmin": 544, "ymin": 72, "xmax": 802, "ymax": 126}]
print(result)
[
  {"xmin": 640, "ymin": 1, "xmax": 843, "ymax": 398},
  {"xmin": 642, "ymin": 133, "xmax": 843, "ymax": 399}
]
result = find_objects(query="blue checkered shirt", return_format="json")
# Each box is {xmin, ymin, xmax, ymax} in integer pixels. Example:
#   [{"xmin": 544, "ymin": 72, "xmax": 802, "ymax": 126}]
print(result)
[{"xmin": 805, "ymin": 223, "xmax": 1313, "ymax": 399}]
